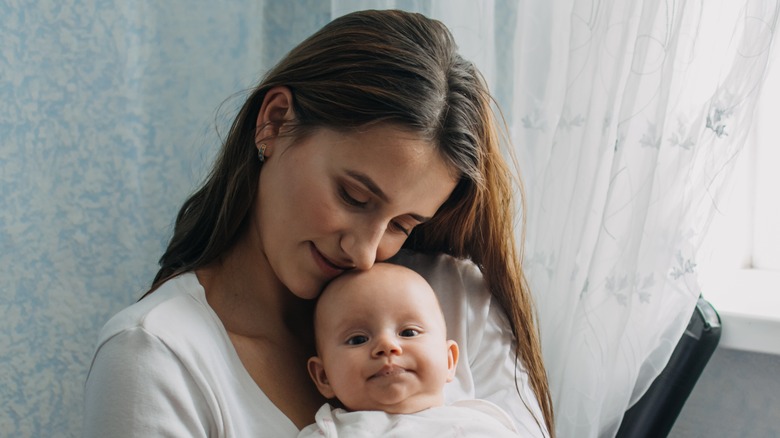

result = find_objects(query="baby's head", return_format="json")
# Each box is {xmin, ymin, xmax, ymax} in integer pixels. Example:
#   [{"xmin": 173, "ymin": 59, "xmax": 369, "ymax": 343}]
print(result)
[{"xmin": 307, "ymin": 263, "xmax": 459, "ymax": 414}]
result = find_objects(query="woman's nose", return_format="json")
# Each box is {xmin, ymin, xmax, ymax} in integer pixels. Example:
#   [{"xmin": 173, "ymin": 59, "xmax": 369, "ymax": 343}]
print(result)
[
  {"xmin": 372, "ymin": 333, "xmax": 402, "ymax": 357},
  {"xmin": 340, "ymin": 222, "xmax": 385, "ymax": 270}
]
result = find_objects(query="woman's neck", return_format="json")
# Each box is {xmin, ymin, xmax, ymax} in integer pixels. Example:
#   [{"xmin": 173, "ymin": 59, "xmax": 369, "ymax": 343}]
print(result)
[{"xmin": 196, "ymin": 235, "xmax": 313, "ymax": 343}]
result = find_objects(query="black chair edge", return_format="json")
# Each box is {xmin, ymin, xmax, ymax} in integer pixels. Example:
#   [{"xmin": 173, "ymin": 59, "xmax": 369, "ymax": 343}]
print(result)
[{"xmin": 615, "ymin": 296, "xmax": 722, "ymax": 438}]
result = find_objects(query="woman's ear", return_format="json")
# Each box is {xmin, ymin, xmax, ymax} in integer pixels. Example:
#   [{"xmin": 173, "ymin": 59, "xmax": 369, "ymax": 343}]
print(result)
[
  {"xmin": 307, "ymin": 356, "xmax": 337, "ymax": 399},
  {"xmin": 446, "ymin": 340, "xmax": 459, "ymax": 382},
  {"xmin": 255, "ymin": 86, "xmax": 295, "ymax": 158}
]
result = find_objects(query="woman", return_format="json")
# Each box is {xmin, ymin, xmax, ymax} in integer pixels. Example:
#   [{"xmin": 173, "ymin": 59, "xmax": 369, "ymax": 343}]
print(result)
[{"xmin": 84, "ymin": 9, "xmax": 554, "ymax": 437}]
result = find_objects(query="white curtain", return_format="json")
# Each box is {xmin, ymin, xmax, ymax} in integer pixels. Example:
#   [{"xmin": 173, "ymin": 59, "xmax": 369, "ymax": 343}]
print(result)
[
  {"xmin": 511, "ymin": 1, "xmax": 778, "ymax": 436},
  {"xmin": 334, "ymin": 1, "xmax": 778, "ymax": 437}
]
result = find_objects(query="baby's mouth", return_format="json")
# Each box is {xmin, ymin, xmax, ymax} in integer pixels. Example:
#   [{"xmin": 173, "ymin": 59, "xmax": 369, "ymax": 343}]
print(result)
[{"xmin": 371, "ymin": 364, "xmax": 407, "ymax": 379}]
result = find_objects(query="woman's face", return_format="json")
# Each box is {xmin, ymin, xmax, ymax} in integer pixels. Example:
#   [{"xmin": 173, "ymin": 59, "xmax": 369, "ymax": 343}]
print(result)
[{"xmin": 255, "ymin": 124, "xmax": 458, "ymax": 299}]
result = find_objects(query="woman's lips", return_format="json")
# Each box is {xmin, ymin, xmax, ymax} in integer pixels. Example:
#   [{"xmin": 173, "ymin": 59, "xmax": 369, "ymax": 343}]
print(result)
[{"xmin": 310, "ymin": 243, "xmax": 348, "ymax": 278}]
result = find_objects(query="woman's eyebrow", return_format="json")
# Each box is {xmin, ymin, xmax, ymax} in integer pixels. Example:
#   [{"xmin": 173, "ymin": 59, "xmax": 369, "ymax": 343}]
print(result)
[{"xmin": 345, "ymin": 170, "xmax": 432, "ymax": 223}]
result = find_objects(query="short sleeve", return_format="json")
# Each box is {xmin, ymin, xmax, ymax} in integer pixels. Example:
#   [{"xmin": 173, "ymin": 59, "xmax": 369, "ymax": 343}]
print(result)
[{"xmin": 83, "ymin": 327, "xmax": 215, "ymax": 437}]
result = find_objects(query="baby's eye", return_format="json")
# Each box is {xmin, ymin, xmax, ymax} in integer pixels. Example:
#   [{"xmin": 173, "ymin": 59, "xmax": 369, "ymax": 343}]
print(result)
[
  {"xmin": 346, "ymin": 335, "xmax": 369, "ymax": 345},
  {"xmin": 399, "ymin": 329, "xmax": 420, "ymax": 337}
]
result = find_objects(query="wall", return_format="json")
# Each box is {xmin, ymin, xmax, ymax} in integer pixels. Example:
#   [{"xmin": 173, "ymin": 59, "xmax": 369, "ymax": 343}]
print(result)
[
  {"xmin": 671, "ymin": 347, "xmax": 780, "ymax": 437},
  {"xmin": 0, "ymin": 2, "xmax": 328, "ymax": 436}
]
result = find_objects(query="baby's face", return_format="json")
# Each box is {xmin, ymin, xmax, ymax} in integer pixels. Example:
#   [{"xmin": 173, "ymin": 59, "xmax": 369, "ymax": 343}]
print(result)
[{"xmin": 308, "ymin": 264, "xmax": 458, "ymax": 414}]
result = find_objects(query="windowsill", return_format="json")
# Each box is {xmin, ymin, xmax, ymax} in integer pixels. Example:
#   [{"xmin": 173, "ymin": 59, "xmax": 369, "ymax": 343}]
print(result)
[{"xmin": 700, "ymin": 269, "xmax": 780, "ymax": 356}]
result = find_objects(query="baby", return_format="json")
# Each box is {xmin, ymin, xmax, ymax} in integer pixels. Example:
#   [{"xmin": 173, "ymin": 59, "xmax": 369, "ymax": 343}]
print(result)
[{"xmin": 299, "ymin": 263, "xmax": 522, "ymax": 437}]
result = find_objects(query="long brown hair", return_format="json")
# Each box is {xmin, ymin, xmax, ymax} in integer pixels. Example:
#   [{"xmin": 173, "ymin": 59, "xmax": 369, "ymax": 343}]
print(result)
[{"xmin": 152, "ymin": 9, "xmax": 554, "ymax": 435}]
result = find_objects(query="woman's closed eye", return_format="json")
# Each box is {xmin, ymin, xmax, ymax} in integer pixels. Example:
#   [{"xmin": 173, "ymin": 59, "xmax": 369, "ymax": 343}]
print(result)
[
  {"xmin": 389, "ymin": 220, "xmax": 411, "ymax": 236},
  {"xmin": 339, "ymin": 185, "xmax": 369, "ymax": 207},
  {"xmin": 340, "ymin": 184, "xmax": 413, "ymax": 236},
  {"xmin": 346, "ymin": 335, "xmax": 369, "ymax": 345}
]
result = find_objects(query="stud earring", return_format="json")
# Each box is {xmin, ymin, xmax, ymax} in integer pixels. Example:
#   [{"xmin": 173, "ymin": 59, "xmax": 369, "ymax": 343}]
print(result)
[{"xmin": 257, "ymin": 143, "xmax": 267, "ymax": 163}]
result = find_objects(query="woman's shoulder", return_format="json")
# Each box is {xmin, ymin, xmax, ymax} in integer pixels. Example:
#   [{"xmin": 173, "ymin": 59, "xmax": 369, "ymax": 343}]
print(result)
[
  {"xmin": 388, "ymin": 249, "xmax": 483, "ymax": 283},
  {"xmin": 389, "ymin": 250, "xmax": 489, "ymax": 304},
  {"xmin": 85, "ymin": 273, "xmax": 296, "ymax": 437},
  {"xmin": 94, "ymin": 272, "xmax": 221, "ymax": 352}
]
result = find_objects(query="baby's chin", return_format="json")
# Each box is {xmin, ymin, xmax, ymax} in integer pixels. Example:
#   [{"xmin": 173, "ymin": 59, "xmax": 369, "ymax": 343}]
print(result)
[{"xmin": 346, "ymin": 393, "xmax": 445, "ymax": 414}]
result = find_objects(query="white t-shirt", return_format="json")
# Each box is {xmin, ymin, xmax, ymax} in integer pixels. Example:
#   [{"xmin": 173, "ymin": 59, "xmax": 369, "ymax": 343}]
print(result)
[
  {"xmin": 83, "ymin": 250, "xmax": 548, "ymax": 437},
  {"xmin": 297, "ymin": 400, "xmax": 522, "ymax": 437}
]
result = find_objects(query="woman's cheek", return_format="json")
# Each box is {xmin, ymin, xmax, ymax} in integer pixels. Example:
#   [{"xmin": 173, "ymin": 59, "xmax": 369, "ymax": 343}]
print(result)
[
  {"xmin": 376, "ymin": 234, "xmax": 406, "ymax": 262},
  {"xmin": 312, "ymin": 194, "xmax": 350, "ymax": 232}
]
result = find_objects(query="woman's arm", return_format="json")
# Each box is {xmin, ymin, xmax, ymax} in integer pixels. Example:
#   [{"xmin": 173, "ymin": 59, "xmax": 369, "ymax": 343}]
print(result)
[{"xmin": 83, "ymin": 327, "xmax": 214, "ymax": 437}]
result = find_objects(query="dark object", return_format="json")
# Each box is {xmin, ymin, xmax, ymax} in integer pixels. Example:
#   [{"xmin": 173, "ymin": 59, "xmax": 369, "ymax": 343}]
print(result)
[{"xmin": 615, "ymin": 296, "xmax": 721, "ymax": 438}]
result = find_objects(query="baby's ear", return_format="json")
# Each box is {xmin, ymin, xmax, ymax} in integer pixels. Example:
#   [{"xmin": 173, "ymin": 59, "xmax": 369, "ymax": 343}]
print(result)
[
  {"xmin": 307, "ymin": 357, "xmax": 336, "ymax": 399},
  {"xmin": 446, "ymin": 340, "xmax": 459, "ymax": 382}
]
